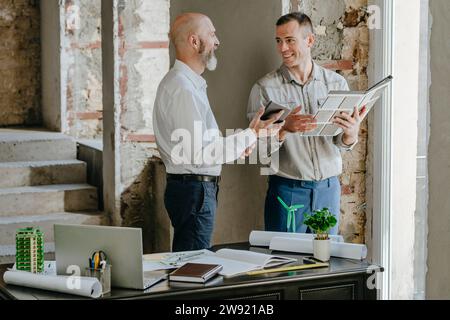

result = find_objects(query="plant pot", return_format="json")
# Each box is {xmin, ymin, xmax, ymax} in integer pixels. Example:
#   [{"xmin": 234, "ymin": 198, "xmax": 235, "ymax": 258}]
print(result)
[{"xmin": 313, "ymin": 239, "xmax": 331, "ymax": 262}]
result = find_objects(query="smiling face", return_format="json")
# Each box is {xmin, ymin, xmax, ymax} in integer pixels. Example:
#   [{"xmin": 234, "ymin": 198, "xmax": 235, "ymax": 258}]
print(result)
[
  {"xmin": 197, "ymin": 17, "xmax": 220, "ymax": 70},
  {"xmin": 276, "ymin": 20, "xmax": 315, "ymax": 69},
  {"xmin": 170, "ymin": 13, "xmax": 220, "ymax": 73}
]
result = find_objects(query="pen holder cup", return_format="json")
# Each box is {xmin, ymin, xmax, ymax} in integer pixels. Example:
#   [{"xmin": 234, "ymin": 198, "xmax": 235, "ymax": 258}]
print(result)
[{"xmin": 85, "ymin": 264, "xmax": 111, "ymax": 295}]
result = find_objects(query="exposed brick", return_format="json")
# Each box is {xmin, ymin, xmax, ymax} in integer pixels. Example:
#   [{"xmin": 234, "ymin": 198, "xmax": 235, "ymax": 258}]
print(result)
[
  {"xmin": 111, "ymin": 0, "xmax": 170, "ymax": 234},
  {"xmin": 0, "ymin": 0, "xmax": 41, "ymax": 126},
  {"xmin": 120, "ymin": 48, "xmax": 169, "ymax": 134},
  {"xmin": 343, "ymin": 9, "xmax": 361, "ymax": 27},
  {"xmin": 127, "ymin": 0, "xmax": 170, "ymax": 42},
  {"xmin": 126, "ymin": 41, "xmax": 170, "ymax": 50},
  {"xmin": 62, "ymin": 0, "xmax": 103, "ymax": 139},
  {"xmin": 319, "ymin": 59, "xmax": 354, "ymax": 71},
  {"xmin": 293, "ymin": 0, "xmax": 369, "ymax": 244},
  {"xmin": 339, "ymin": 0, "xmax": 369, "ymax": 244},
  {"xmin": 125, "ymin": 134, "xmax": 156, "ymax": 143},
  {"xmin": 342, "ymin": 185, "xmax": 354, "ymax": 195},
  {"xmin": 70, "ymin": 41, "xmax": 102, "ymax": 50},
  {"xmin": 68, "ymin": 112, "xmax": 103, "ymax": 121},
  {"xmin": 67, "ymin": 119, "xmax": 103, "ymax": 139}
]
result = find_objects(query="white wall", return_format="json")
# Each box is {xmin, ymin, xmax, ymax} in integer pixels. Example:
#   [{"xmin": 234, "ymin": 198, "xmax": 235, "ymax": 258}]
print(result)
[
  {"xmin": 413, "ymin": 0, "xmax": 430, "ymax": 301},
  {"xmin": 391, "ymin": 0, "xmax": 421, "ymax": 300},
  {"xmin": 427, "ymin": 0, "xmax": 450, "ymax": 300}
]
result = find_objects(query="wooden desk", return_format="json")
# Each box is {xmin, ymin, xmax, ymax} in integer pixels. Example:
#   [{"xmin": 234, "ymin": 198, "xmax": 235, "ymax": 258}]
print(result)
[{"xmin": 0, "ymin": 243, "xmax": 383, "ymax": 300}]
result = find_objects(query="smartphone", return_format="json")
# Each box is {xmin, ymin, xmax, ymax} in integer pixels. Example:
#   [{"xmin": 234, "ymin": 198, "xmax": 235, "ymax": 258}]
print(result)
[{"xmin": 261, "ymin": 101, "xmax": 292, "ymax": 124}]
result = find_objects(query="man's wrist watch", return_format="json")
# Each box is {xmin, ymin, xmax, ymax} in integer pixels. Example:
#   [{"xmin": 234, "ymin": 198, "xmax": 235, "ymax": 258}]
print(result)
[{"xmin": 342, "ymin": 134, "xmax": 358, "ymax": 148}]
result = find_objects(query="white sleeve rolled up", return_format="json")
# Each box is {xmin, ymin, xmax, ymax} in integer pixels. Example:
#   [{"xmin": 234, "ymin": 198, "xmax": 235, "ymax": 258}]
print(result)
[
  {"xmin": 269, "ymin": 237, "xmax": 367, "ymax": 260},
  {"xmin": 249, "ymin": 230, "xmax": 344, "ymax": 247},
  {"xmin": 3, "ymin": 270, "xmax": 102, "ymax": 299}
]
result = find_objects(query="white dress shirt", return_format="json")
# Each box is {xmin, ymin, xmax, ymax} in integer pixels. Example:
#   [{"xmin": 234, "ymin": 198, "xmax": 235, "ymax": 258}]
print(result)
[{"xmin": 153, "ymin": 60, "xmax": 257, "ymax": 176}]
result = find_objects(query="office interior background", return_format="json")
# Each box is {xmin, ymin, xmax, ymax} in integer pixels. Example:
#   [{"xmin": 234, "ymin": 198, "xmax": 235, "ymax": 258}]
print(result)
[{"xmin": 0, "ymin": 0, "xmax": 448, "ymax": 300}]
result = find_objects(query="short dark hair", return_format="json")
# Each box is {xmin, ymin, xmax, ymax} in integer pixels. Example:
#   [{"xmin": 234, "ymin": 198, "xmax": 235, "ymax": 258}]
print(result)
[{"xmin": 276, "ymin": 12, "xmax": 313, "ymax": 34}]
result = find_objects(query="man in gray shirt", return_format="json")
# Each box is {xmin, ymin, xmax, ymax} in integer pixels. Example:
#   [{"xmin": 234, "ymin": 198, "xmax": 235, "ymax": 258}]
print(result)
[
  {"xmin": 154, "ymin": 13, "xmax": 282, "ymax": 251},
  {"xmin": 248, "ymin": 12, "xmax": 366, "ymax": 235}
]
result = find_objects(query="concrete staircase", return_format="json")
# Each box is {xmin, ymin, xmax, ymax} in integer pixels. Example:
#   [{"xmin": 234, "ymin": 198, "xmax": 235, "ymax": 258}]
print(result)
[{"xmin": 0, "ymin": 128, "xmax": 104, "ymax": 260}]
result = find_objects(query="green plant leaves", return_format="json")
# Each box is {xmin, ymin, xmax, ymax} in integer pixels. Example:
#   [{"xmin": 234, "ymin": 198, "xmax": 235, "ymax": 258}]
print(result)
[{"xmin": 303, "ymin": 208, "xmax": 337, "ymax": 236}]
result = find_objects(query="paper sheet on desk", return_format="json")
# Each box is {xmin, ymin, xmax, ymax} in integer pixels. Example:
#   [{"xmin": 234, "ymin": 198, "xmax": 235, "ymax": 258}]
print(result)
[
  {"xmin": 189, "ymin": 249, "xmax": 296, "ymax": 278},
  {"xmin": 142, "ymin": 260, "xmax": 175, "ymax": 272},
  {"xmin": 249, "ymin": 231, "xmax": 344, "ymax": 247},
  {"xmin": 141, "ymin": 249, "xmax": 296, "ymax": 276},
  {"xmin": 142, "ymin": 249, "xmax": 215, "ymax": 271},
  {"xmin": 269, "ymin": 237, "xmax": 367, "ymax": 260},
  {"xmin": 3, "ymin": 270, "xmax": 102, "ymax": 299},
  {"xmin": 190, "ymin": 256, "xmax": 259, "ymax": 278}
]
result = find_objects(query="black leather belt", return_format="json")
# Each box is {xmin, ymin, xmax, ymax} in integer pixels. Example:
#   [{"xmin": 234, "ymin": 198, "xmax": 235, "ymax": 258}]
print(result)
[{"xmin": 167, "ymin": 174, "xmax": 221, "ymax": 184}]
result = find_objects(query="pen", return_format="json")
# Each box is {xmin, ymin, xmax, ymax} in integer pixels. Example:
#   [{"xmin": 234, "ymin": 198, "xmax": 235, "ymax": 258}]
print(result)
[
  {"xmin": 94, "ymin": 252, "xmax": 100, "ymax": 269},
  {"xmin": 303, "ymin": 257, "xmax": 318, "ymax": 264},
  {"xmin": 161, "ymin": 251, "xmax": 205, "ymax": 266},
  {"xmin": 313, "ymin": 122, "xmax": 334, "ymax": 125},
  {"xmin": 306, "ymin": 122, "xmax": 333, "ymax": 125},
  {"xmin": 177, "ymin": 251, "xmax": 204, "ymax": 262},
  {"xmin": 246, "ymin": 262, "xmax": 329, "ymax": 276}
]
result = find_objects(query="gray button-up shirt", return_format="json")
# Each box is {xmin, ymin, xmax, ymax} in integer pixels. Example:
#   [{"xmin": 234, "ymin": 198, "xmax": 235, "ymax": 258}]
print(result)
[
  {"xmin": 154, "ymin": 60, "xmax": 257, "ymax": 176},
  {"xmin": 247, "ymin": 62, "xmax": 356, "ymax": 181}
]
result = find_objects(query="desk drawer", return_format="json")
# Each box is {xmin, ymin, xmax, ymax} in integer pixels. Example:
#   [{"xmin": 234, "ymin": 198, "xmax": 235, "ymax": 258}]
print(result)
[
  {"xmin": 299, "ymin": 283, "xmax": 356, "ymax": 300},
  {"xmin": 227, "ymin": 292, "xmax": 282, "ymax": 300}
]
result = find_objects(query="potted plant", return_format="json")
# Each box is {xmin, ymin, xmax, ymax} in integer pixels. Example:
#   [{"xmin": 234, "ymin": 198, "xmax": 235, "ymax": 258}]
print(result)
[{"xmin": 303, "ymin": 208, "xmax": 338, "ymax": 262}]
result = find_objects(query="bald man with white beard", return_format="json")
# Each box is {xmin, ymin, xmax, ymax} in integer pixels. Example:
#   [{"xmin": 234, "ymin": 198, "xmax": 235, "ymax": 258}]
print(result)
[{"xmin": 153, "ymin": 13, "xmax": 284, "ymax": 252}]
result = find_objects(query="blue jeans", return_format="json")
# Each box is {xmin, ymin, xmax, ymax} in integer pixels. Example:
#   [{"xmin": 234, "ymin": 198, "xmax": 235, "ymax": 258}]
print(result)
[
  {"xmin": 164, "ymin": 179, "xmax": 218, "ymax": 252},
  {"xmin": 264, "ymin": 175, "xmax": 341, "ymax": 235}
]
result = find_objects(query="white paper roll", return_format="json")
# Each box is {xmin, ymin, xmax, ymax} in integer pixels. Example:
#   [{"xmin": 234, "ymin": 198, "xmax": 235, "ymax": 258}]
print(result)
[
  {"xmin": 3, "ymin": 270, "xmax": 102, "ymax": 299},
  {"xmin": 269, "ymin": 237, "xmax": 367, "ymax": 260},
  {"xmin": 249, "ymin": 230, "xmax": 344, "ymax": 247}
]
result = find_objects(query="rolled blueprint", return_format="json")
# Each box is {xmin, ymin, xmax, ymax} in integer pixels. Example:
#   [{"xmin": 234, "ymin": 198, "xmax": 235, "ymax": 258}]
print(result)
[
  {"xmin": 269, "ymin": 237, "xmax": 367, "ymax": 260},
  {"xmin": 249, "ymin": 230, "xmax": 344, "ymax": 247},
  {"xmin": 3, "ymin": 270, "xmax": 102, "ymax": 299}
]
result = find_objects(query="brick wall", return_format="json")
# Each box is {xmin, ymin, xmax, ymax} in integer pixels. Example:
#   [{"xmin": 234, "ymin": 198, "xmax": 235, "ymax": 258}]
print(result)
[
  {"xmin": 292, "ymin": 0, "xmax": 369, "ymax": 244},
  {"xmin": 339, "ymin": 0, "xmax": 370, "ymax": 244},
  {"xmin": 118, "ymin": 0, "xmax": 171, "ymax": 236},
  {"xmin": 64, "ymin": 0, "xmax": 103, "ymax": 139},
  {"xmin": 62, "ymin": 0, "xmax": 169, "ymax": 140},
  {"xmin": 99, "ymin": 0, "xmax": 171, "ymax": 252},
  {"xmin": 0, "ymin": 0, "xmax": 41, "ymax": 127}
]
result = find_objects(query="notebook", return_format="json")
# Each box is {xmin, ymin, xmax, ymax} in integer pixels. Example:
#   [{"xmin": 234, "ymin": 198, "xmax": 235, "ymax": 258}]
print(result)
[
  {"xmin": 191, "ymin": 249, "xmax": 297, "ymax": 278},
  {"xmin": 169, "ymin": 273, "xmax": 224, "ymax": 289},
  {"xmin": 301, "ymin": 75, "xmax": 393, "ymax": 137},
  {"xmin": 169, "ymin": 263, "xmax": 222, "ymax": 283}
]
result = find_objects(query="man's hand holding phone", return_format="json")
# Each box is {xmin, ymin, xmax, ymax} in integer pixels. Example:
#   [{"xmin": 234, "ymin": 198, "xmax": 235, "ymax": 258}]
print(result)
[
  {"xmin": 282, "ymin": 106, "xmax": 317, "ymax": 134},
  {"xmin": 249, "ymin": 107, "xmax": 285, "ymax": 139}
]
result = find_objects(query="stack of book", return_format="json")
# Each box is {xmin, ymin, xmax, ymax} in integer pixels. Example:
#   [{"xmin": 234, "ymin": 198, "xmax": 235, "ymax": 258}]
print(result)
[{"xmin": 169, "ymin": 263, "xmax": 222, "ymax": 283}]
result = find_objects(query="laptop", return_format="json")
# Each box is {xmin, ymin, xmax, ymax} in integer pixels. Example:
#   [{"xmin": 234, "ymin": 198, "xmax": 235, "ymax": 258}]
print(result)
[{"xmin": 54, "ymin": 224, "xmax": 167, "ymax": 290}]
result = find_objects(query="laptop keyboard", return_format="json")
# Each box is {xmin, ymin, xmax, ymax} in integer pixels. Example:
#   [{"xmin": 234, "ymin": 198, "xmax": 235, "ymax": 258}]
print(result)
[{"xmin": 143, "ymin": 272, "xmax": 167, "ymax": 289}]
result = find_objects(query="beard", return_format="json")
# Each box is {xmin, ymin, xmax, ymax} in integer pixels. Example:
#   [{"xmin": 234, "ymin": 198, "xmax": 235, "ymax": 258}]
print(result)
[{"xmin": 199, "ymin": 40, "xmax": 218, "ymax": 71}]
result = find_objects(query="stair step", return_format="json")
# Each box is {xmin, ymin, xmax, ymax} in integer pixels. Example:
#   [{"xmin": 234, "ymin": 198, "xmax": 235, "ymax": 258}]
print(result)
[
  {"xmin": 0, "ymin": 160, "xmax": 87, "ymax": 188},
  {"xmin": 0, "ymin": 212, "xmax": 105, "ymax": 257},
  {"xmin": 0, "ymin": 129, "xmax": 76, "ymax": 162},
  {"xmin": 0, "ymin": 184, "xmax": 98, "ymax": 217}
]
